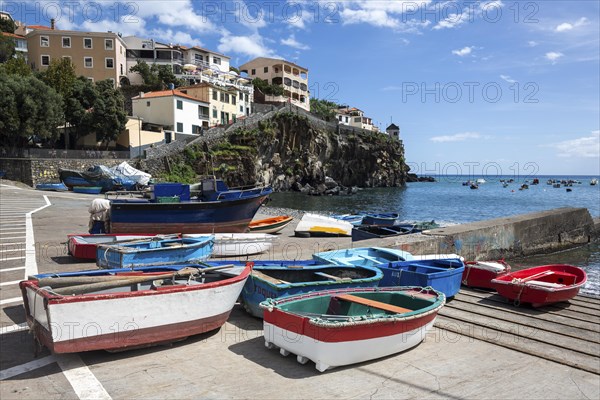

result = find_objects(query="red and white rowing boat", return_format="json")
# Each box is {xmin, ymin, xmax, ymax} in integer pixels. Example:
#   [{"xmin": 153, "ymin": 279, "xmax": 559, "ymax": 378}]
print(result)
[
  {"xmin": 462, "ymin": 260, "xmax": 511, "ymax": 289},
  {"xmin": 490, "ymin": 264, "xmax": 587, "ymax": 307},
  {"xmin": 261, "ymin": 286, "xmax": 445, "ymax": 372},
  {"xmin": 20, "ymin": 263, "xmax": 252, "ymax": 353}
]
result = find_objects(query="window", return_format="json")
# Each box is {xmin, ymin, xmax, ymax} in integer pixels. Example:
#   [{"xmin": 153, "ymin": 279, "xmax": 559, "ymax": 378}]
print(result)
[
  {"xmin": 105, "ymin": 39, "xmax": 113, "ymax": 50},
  {"xmin": 192, "ymin": 125, "xmax": 200, "ymax": 134},
  {"xmin": 146, "ymin": 101, "xmax": 151, "ymax": 107},
  {"xmin": 251, "ymin": 69, "xmax": 255, "ymax": 75},
  {"xmin": 40, "ymin": 36, "xmax": 49, "ymax": 47},
  {"xmin": 224, "ymin": 93, "xmax": 229, "ymax": 103},
  {"xmin": 105, "ymin": 58, "xmax": 114, "ymax": 69},
  {"xmin": 176, "ymin": 122, "xmax": 183, "ymax": 132},
  {"xmin": 120, "ymin": 64, "xmax": 123, "ymax": 75},
  {"xmin": 338, "ymin": 116, "xmax": 342, "ymax": 121},
  {"xmin": 194, "ymin": 54, "xmax": 203, "ymax": 62},
  {"xmin": 354, "ymin": 117, "xmax": 361, "ymax": 123},
  {"xmin": 232, "ymin": 95, "xmax": 236, "ymax": 105},
  {"xmin": 213, "ymin": 56, "xmax": 221, "ymax": 65},
  {"xmin": 220, "ymin": 93, "xmax": 225, "ymax": 102},
  {"xmin": 62, "ymin": 37, "xmax": 71, "ymax": 48},
  {"xmin": 62, "ymin": 55, "xmax": 72, "ymax": 61},
  {"xmin": 41, "ymin": 55, "xmax": 50, "ymax": 66},
  {"xmin": 84, "ymin": 38, "xmax": 92, "ymax": 49},
  {"xmin": 87, "ymin": 77, "xmax": 94, "ymax": 82},
  {"xmin": 264, "ymin": 66, "xmax": 268, "ymax": 73},
  {"xmin": 176, "ymin": 100, "xmax": 183, "ymax": 110},
  {"xmin": 240, "ymin": 105, "xmax": 243, "ymax": 113},
  {"xmin": 345, "ymin": 116, "xmax": 348, "ymax": 123},
  {"xmin": 212, "ymin": 108, "xmax": 217, "ymax": 118},
  {"xmin": 84, "ymin": 57, "xmax": 93, "ymax": 68},
  {"xmin": 212, "ymin": 90, "xmax": 218, "ymax": 100}
]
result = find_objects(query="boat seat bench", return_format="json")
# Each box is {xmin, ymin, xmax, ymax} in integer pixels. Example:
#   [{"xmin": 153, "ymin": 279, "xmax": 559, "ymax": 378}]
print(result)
[
  {"xmin": 251, "ymin": 270, "xmax": 290, "ymax": 285},
  {"xmin": 314, "ymin": 272, "xmax": 351, "ymax": 282},
  {"xmin": 335, "ymin": 294, "xmax": 413, "ymax": 314}
]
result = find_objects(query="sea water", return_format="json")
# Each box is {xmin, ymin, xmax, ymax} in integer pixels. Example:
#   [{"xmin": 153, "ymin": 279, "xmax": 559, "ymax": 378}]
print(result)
[{"xmin": 267, "ymin": 175, "xmax": 600, "ymax": 296}]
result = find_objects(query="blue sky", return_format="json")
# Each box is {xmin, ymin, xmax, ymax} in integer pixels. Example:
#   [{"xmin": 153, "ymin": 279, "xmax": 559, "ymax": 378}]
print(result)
[{"xmin": 4, "ymin": 0, "xmax": 599, "ymax": 176}]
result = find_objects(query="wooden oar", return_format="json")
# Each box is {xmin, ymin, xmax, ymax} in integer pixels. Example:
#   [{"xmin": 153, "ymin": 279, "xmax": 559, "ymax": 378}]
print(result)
[{"xmin": 47, "ymin": 265, "xmax": 234, "ymax": 296}]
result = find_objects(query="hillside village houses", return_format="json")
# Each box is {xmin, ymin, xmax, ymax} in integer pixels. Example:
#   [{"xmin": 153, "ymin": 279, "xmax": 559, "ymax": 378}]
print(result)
[{"xmin": 2, "ymin": 12, "xmax": 392, "ymax": 155}]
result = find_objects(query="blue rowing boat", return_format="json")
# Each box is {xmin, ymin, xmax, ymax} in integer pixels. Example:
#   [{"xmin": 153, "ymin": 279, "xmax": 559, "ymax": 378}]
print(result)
[
  {"xmin": 36, "ymin": 182, "xmax": 68, "ymax": 191},
  {"xmin": 73, "ymin": 186, "xmax": 103, "ymax": 194},
  {"xmin": 96, "ymin": 236, "xmax": 214, "ymax": 268},
  {"xmin": 362, "ymin": 213, "xmax": 399, "ymax": 226},
  {"xmin": 351, "ymin": 225, "xmax": 413, "ymax": 242},
  {"xmin": 110, "ymin": 177, "xmax": 272, "ymax": 234},
  {"xmin": 202, "ymin": 260, "xmax": 383, "ymax": 318},
  {"xmin": 314, "ymin": 247, "xmax": 464, "ymax": 298}
]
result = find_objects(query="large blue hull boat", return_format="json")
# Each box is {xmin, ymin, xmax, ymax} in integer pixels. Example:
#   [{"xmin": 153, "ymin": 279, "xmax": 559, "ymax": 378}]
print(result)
[{"xmin": 110, "ymin": 178, "xmax": 272, "ymax": 234}]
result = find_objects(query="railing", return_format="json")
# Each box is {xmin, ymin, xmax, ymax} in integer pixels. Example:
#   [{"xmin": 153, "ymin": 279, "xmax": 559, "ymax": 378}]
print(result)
[{"xmin": 0, "ymin": 148, "xmax": 131, "ymax": 159}]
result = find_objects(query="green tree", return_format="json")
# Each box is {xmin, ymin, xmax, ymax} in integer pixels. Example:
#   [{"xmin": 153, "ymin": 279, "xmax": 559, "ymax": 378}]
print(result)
[
  {"xmin": 252, "ymin": 78, "xmax": 284, "ymax": 96},
  {"xmin": 0, "ymin": 35, "xmax": 15, "ymax": 63},
  {"xmin": 129, "ymin": 60, "xmax": 161, "ymax": 88},
  {"xmin": 0, "ymin": 18, "xmax": 16, "ymax": 33},
  {"xmin": 85, "ymin": 80, "xmax": 127, "ymax": 148},
  {"xmin": 129, "ymin": 60, "xmax": 182, "ymax": 89},
  {"xmin": 310, "ymin": 98, "xmax": 339, "ymax": 121},
  {"xmin": 0, "ymin": 74, "xmax": 63, "ymax": 147},
  {"xmin": 40, "ymin": 58, "xmax": 76, "ymax": 99},
  {"xmin": 0, "ymin": 55, "xmax": 31, "ymax": 76},
  {"xmin": 64, "ymin": 76, "xmax": 99, "ymax": 142}
]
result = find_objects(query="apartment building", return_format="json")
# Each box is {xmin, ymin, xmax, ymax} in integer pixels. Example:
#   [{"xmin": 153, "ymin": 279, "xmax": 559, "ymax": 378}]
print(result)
[
  {"xmin": 180, "ymin": 82, "xmax": 252, "ymax": 126},
  {"xmin": 122, "ymin": 36, "xmax": 186, "ymax": 85},
  {"xmin": 239, "ymin": 57, "xmax": 310, "ymax": 111},
  {"xmin": 182, "ymin": 45, "xmax": 230, "ymax": 72},
  {"xmin": 26, "ymin": 27, "xmax": 127, "ymax": 86},
  {"xmin": 131, "ymin": 89, "xmax": 210, "ymax": 138}
]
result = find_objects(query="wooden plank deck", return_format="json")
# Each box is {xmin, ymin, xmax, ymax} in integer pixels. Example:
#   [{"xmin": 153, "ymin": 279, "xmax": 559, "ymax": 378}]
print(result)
[{"xmin": 435, "ymin": 288, "xmax": 600, "ymax": 375}]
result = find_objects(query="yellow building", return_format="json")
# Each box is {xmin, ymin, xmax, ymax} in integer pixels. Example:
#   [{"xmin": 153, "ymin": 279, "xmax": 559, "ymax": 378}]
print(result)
[
  {"xmin": 26, "ymin": 27, "xmax": 127, "ymax": 86},
  {"xmin": 179, "ymin": 82, "xmax": 252, "ymax": 126},
  {"xmin": 239, "ymin": 57, "xmax": 310, "ymax": 111}
]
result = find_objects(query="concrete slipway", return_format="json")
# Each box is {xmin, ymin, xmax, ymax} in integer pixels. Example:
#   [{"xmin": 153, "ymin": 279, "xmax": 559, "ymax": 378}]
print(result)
[{"xmin": 0, "ymin": 182, "xmax": 598, "ymax": 400}]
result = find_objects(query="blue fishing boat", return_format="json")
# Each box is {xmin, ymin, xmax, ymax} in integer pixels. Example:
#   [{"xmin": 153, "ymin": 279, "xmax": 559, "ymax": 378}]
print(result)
[
  {"xmin": 59, "ymin": 166, "xmax": 137, "ymax": 191},
  {"xmin": 35, "ymin": 182, "xmax": 68, "ymax": 191},
  {"xmin": 109, "ymin": 177, "xmax": 272, "ymax": 234},
  {"xmin": 202, "ymin": 260, "xmax": 383, "ymax": 318},
  {"xmin": 73, "ymin": 186, "xmax": 103, "ymax": 194},
  {"xmin": 362, "ymin": 213, "xmax": 399, "ymax": 226},
  {"xmin": 351, "ymin": 225, "xmax": 413, "ymax": 242},
  {"xmin": 314, "ymin": 248, "xmax": 464, "ymax": 298},
  {"xmin": 96, "ymin": 236, "xmax": 214, "ymax": 268}
]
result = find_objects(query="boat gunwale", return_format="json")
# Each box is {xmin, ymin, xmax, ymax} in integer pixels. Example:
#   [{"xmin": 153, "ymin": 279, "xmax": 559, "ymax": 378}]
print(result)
[
  {"xmin": 96, "ymin": 236, "xmax": 213, "ymax": 255},
  {"xmin": 490, "ymin": 264, "xmax": 587, "ymax": 292}
]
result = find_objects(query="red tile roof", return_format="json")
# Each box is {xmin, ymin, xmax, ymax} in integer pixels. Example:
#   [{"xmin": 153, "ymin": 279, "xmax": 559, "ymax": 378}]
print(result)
[
  {"xmin": 27, "ymin": 25, "xmax": 53, "ymax": 30},
  {"xmin": 1, "ymin": 32, "xmax": 25, "ymax": 39},
  {"xmin": 133, "ymin": 89, "xmax": 204, "ymax": 102}
]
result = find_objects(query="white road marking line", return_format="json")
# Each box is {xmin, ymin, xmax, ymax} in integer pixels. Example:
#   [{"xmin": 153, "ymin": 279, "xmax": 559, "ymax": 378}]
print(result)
[
  {"xmin": 57, "ymin": 355, "xmax": 112, "ymax": 400},
  {"xmin": 0, "ymin": 266, "xmax": 25, "ymax": 272},
  {"xmin": 0, "ymin": 229, "xmax": 26, "ymax": 232},
  {"xmin": 0, "ymin": 356, "xmax": 57, "ymax": 380},
  {"xmin": 0, "ymin": 256, "xmax": 25, "ymax": 261},
  {"xmin": 25, "ymin": 195, "xmax": 51, "ymax": 278},
  {"xmin": 0, "ymin": 322, "xmax": 28, "ymax": 335},
  {"xmin": 0, "ymin": 280, "xmax": 21, "ymax": 287},
  {"xmin": 0, "ymin": 220, "xmax": 25, "ymax": 223},
  {"xmin": 0, "ymin": 236, "xmax": 26, "ymax": 240},
  {"xmin": 0, "ymin": 248, "xmax": 24, "ymax": 253},
  {"xmin": 0, "ymin": 297, "xmax": 22, "ymax": 305}
]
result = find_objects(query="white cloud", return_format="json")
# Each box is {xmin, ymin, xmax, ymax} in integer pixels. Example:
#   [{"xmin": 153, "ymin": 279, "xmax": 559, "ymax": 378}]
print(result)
[
  {"xmin": 555, "ymin": 17, "xmax": 589, "ymax": 32},
  {"xmin": 432, "ymin": 11, "xmax": 470, "ymax": 30},
  {"xmin": 430, "ymin": 132, "xmax": 483, "ymax": 142},
  {"xmin": 545, "ymin": 51, "xmax": 564, "ymax": 63},
  {"xmin": 452, "ymin": 46, "xmax": 473, "ymax": 56},
  {"xmin": 218, "ymin": 34, "xmax": 277, "ymax": 58},
  {"xmin": 545, "ymin": 131, "xmax": 600, "ymax": 158},
  {"xmin": 280, "ymin": 34, "xmax": 310, "ymax": 50},
  {"xmin": 500, "ymin": 74, "xmax": 517, "ymax": 83},
  {"xmin": 528, "ymin": 41, "xmax": 538, "ymax": 47},
  {"xmin": 338, "ymin": 1, "xmax": 432, "ymax": 32},
  {"xmin": 147, "ymin": 29, "xmax": 200, "ymax": 47}
]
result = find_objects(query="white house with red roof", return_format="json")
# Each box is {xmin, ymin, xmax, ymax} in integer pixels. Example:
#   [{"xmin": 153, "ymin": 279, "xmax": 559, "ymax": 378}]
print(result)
[{"xmin": 132, "ymin": 89, "xmax": 210, "ymax": 139}]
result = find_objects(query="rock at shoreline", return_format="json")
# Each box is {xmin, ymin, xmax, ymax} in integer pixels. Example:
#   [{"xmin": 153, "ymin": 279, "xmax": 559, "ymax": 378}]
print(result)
[{"xmin": 407, "ymin": 174, "xmax": 436, "ymax": 182}]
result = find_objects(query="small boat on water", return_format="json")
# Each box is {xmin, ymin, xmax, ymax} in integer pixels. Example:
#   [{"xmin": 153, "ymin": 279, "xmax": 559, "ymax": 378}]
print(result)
[
  {"xmin": 261, "ymin": 286, "xmax": 445, "ymax": 372},
  {"xmin": 462, "ymin": 260, "xmax": 511, "ymax": 289},
  {"xmin": 185, "ymin": 233, "xmax": 277, "ymax": 257},
  {"xmin": 294, "ymin": 213, "xmax": 353, "ymax": 237},
  {"xmin": 476, "ymin": 178, "xmax": 486, "ymax": 184},
  {"xmin": 248, "ymin": 215, "xmax": 293, "ymax": 234},
  {"xmin": 68, "ymin": 234, "xmax": 175, "ymax": 260},
  {"xmin": 490, "ymin": 264, "xmax": 587, "ymax": 307},
  {"xmin": 36, "ymin": 182, "xmax": 68, "ymax": 191},
  {"xmin": 20, "ymin": 263, "xmax": 251, "ymax": 353},
  {"xmin": 351, "ymin": 224, "xmax": 413, "ymax": 242},
  {"xmin": 591, "ymin": 179, "xmax": 598, "ymax": 186},
  {"xmin": 362, "ymin": 213, "xmax": 399, "ymax": 226},
  {"xmin": 96, "ymin": 236, "xmax": 214, "ymax": 268},
  {"xmin": 73, "ymin": 186, "xmax": 103, "ymax": 194},
  {"xmin": 223, "ymin": 261, "xmax": 383, "ymax": 318}
]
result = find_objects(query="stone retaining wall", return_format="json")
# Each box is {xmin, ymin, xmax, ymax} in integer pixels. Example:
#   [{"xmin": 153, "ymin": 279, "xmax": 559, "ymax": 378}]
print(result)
[{"xmin": 0, "ymin": 158, "xmax": 129, "ymax": 187}]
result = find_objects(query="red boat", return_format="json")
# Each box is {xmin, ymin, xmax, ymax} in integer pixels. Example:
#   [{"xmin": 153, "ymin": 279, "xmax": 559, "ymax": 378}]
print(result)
[
  {"xmin": 490, "ymin": 264, "xmax": 587, "ymax": 307},
  {"xmin": 462, "ymin": 260, "xmax": 511, "ymax": 289},
  {"xmin": 67, "ymin": 234, "xmax": 173, "ymax": 260}
]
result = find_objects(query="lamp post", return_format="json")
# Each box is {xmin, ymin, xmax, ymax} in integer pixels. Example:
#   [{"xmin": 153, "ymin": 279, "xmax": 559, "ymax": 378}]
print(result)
[{"xmin": 136, "ymin": 116, "xmax": 143, "ymax": 158}]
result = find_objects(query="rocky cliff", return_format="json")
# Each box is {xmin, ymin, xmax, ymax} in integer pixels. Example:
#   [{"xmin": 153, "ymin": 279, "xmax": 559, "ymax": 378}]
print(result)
[{"xmin": 142, "ymin": 111, "xmax": 409, "ymax": 192}]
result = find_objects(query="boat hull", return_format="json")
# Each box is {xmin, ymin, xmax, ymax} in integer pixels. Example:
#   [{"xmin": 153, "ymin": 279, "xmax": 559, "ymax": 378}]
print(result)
[
  {"xmin": 68, "ymin": 234, "xmax": 163, "ymax": 260},
  {"xmin": 206, "ymin": 233, "xmax": 277, "ymax": 257},
  {"xmin": 248, "ymin": 216, "xmax": 293, "ymax": 234},
  {"xmin": 362, "ymin": 213, "xmax": 399, "ymax": 226},
  {"xmin": 490, "ymin": 264, "xmax": 587, "ymax": 307},
  {"xmin": 462, "ymin": 261, "xmax": 510, "ymax": 289},
  {"xmin": 96, "ymin": 237, "xmax": 214, "ymax": 268},
  {"xmin": 262, "ymin": 287, "xmax": 443, "ymax": 372},
  {"xmin": 110, "ymin": 194, "xmax": 269, "ymax": 234},
  {"xmin": 351, "ymin": 225, "xmax": 411, "ymax": 242},
  {"xmin": 20, "ymin": 265, "xmax": 251, "ymax": 353}
]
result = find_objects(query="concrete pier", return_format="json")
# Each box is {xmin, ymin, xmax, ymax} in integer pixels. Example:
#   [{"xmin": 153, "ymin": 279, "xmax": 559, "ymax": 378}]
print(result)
[{"xmin": 1, "ymin": 184, "xmax": 598, "ymax": 399}]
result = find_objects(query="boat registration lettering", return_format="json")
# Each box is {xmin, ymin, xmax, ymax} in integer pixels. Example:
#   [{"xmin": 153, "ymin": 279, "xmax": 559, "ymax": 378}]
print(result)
[{"xmin": 255, "ymin": 286, "xmax": 277, "ymax": 300}]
